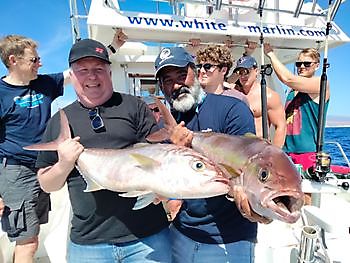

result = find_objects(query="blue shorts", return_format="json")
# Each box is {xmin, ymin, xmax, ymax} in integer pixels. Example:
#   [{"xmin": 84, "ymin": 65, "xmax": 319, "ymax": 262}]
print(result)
[
  {"xmin": 0, "ymin": 164, "xmax": 50, "ymax": 242},
  {"xmin": 67, "ymin": 227, "xmax": 171, "ymax": 263}
]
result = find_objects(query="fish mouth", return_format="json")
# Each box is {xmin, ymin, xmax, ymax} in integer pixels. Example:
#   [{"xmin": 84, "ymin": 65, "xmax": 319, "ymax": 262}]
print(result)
[
  {"xmin": 211, "ymin": 176, "xmax": 230, "ymax": 185},
  {"xmin": 264, "ymin": 191, "xmax": 304, "ymax": 223}
]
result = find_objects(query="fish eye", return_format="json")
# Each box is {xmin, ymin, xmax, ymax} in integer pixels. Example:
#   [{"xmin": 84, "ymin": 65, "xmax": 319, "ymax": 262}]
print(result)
[
  {"xmin": 191, "ymin": 160, "xmax": 206, "ymax": 171},
  {"xmin": 258, "ymin": 169, "xmax": 270, "ymax": 182}
]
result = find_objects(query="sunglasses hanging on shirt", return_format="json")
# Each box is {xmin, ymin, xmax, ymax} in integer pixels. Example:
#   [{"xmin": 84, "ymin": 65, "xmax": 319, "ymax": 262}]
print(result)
[{"xmin": 88, "ymin": 108, "xmax": 105, "ymax": 132}]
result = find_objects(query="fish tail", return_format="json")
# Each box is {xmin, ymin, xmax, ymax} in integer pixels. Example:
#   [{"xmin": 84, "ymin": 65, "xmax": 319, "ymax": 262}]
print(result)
[{"xmin": 23, "ymin": 110, "xmax": 71, "ymax": 151}]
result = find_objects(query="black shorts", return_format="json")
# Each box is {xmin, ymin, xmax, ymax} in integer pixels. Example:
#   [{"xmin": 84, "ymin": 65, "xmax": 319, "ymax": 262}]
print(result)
[{"xmin": 0, "ymin": 164, "xmax": 50, "ymax": 242}]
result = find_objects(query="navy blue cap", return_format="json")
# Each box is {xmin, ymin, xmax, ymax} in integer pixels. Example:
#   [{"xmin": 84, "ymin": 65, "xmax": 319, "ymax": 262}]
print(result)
[
  {"xmin": 155, "ymin": 47, "xmax": 195, "ymax": 77},
  {"xmin": 234, "ymin": 55, "xmax": 257, "ymax": 72},
  {"xmin": 69, "ymin": 39, "xmax": 111, "ymax": 65}
]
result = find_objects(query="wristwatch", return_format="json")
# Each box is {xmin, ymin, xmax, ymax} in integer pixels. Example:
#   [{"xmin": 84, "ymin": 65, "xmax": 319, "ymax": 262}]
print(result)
[{"xmin": 108, "ymin": 44, "xmax": 116, "ymax": 54}]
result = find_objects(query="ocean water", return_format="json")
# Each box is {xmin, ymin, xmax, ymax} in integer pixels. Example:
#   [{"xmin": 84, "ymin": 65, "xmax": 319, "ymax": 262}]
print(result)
[{"xmin": 324, "ymin": 127, "xmax": 350, "ymax": 166}]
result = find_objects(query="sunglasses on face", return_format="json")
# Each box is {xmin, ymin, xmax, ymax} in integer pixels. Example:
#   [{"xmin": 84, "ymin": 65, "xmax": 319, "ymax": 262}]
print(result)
[
  {"xmin": 295, "ymin": 61, "xmax": 316, "ymax": 68},
  {"xmin": 236, "ymin": 68, "xmax": 251, "ymax": 76},
  {"xmin": 28, "ymin": 57, "xmax": 41, "ymax": 64},
  {"xmin": 196, "ymin": 63, "xmax": 221, "ymax": 72},
  {"xmin": 88, "ymin": 108, "xmax": 105, "ymax": 131},
  {"xmin": 150, "ymin": 107, "xmax": 159, "ymax": 113}
]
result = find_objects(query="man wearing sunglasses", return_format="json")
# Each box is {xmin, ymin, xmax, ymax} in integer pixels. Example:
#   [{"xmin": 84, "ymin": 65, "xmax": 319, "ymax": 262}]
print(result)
[
  {"xmin": 0, "ymin": 34, "xmax": 72, "ymax": 263},
  {"xmin": 264, "ymin": 43, "xmax": 330, "ymax": 173},
  {"xmin": 35, "ymin": 39, "xmax": 171, "ymax": 263},
  {"xmin": 195, "ymin": 45, "xmax": 249, "ymax": 105},
  {"xmin": 231, "ymin": 54, "xmax": 286, "ymax": 148},
  {"xmin": 155, "ymin": 46, "xmax": 270, "ymax": 263}
]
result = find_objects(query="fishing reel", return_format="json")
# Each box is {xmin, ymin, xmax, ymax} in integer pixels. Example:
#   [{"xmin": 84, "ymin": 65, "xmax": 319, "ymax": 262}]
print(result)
[
  {"xmin": 307, "ymin": 152, "xmax": 331, "ymax": 182},
  {"xmin": 261, "ymin": 64, "xmax": 273, "ymax": 76}
]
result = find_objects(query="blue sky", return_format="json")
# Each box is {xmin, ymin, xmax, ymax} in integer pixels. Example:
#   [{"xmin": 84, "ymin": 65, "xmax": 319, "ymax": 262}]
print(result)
[{"xmin": 0, "ymin": 0, "xmax": 349, "ymax": 117}]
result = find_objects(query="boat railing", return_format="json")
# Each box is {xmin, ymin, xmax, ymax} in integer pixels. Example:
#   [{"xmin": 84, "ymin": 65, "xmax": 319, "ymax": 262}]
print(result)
[{"xmin": 324, "ymin": 141, "xmax": 350, "ymax": 168}]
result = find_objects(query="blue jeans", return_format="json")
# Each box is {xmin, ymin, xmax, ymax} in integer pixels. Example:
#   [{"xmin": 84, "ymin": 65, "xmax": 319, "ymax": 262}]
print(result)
[
  {"xmin": 67, "ymin": 228, "xmax": 171, "ymax": 263},
  {"xmin": 170, "ymin": 225, "xmax": 255, "ymax": 263}
]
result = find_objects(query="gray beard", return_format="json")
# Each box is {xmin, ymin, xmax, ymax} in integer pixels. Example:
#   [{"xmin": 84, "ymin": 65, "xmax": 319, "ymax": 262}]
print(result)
[{"xmin": 172, "ymin": 78, "xmax": 206, "ymax": 113}]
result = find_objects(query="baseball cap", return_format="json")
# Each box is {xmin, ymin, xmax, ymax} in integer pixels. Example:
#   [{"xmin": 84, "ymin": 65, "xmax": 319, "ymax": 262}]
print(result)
[
  {"xmin": 68, "ymin": 39, "xmax": 111, "ymax": 65},
  {"xmin": 155, "ymin": 47, "xmax": 195, "ymax": 78},
  {"xmin": 233, "ymin": 55, "xmax": 257, "ymax": 72}
]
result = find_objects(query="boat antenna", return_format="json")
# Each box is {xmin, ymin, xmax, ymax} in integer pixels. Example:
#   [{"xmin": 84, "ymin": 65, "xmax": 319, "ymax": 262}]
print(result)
[
  {"xmin": 311, "ymin": 0, "xmax": 338, "ymax": 182},
  {"xmin": 257, "ymin": 0, "xmax": 273, "ymax": 140}
]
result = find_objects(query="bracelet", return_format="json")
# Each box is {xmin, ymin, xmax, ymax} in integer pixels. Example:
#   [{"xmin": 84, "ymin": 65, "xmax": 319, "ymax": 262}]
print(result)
[{"xmin": 108, "ymin": 44, "xmax": 116, "ymax": 54}]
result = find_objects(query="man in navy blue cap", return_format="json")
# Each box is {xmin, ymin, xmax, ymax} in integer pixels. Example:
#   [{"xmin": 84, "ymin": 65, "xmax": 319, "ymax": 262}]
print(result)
[
  {"xmin": 155, "ymin": 47, "xmax": 271, "ymax": 263},
  {"xmin": 232, "ymin": 54, "xmax": 286, "ymax": 148},
  {"xmin": 36, "ymin": 38, "xmax": 171, "ymax": 262}
]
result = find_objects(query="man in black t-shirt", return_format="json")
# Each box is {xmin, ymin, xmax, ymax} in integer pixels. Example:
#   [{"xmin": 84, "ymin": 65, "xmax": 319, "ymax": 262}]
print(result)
[{"xmin": 36, "ymin": 39, "xmax": 170, "ymax": 262}]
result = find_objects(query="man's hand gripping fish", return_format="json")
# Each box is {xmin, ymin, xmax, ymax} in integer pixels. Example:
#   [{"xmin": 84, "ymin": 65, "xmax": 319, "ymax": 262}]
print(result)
[
  {"xmin": 24, "ymin": 110, "xmax": 230, "ymax": 210},
  {"xmin": 148, "ymin": 98, "xmax": 304, "ymax": 223}
]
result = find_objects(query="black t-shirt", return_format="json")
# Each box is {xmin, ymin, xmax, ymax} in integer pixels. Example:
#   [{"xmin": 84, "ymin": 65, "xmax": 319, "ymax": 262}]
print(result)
[{"xmin": 36, "ymin": 92, "xmax": 169, "ymax": 244}]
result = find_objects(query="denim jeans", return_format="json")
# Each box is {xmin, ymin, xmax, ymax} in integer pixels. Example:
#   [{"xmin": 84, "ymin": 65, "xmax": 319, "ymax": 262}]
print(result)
[
  {"xmin": 67, "ymin": 227, "xmax": 171, "ymax": 263},
  {"xmin": 170, "ymin": 225, "xmax": 255, "ymax": 263}
]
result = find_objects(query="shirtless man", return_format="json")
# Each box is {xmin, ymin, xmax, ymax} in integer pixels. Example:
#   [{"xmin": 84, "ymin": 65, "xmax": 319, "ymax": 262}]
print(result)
[{"xmin": 234, "ymin": 55, "xmax": 286, "ymax": 148}]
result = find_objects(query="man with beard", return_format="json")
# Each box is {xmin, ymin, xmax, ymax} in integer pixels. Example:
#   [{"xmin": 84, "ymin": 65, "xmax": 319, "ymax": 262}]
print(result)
[{"xmin": 154, "ymin": 47, "xmax": 270, "ymax": 263}]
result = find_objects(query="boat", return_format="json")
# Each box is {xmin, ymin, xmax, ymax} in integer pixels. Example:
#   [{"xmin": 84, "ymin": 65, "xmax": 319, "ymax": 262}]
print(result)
[{"xmin": 1, "ymin": 0, "xmax": 350, "ymax": 262}]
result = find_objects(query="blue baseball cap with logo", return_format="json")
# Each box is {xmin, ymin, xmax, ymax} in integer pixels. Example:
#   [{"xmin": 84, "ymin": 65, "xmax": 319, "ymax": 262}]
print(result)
[
  {"xmin": 233, "ymin": 55, "xmax": 258, "ymax": 72},
  {"xmin": 155, "ymin": 47, "xmax": 195, "ymax": 78}
]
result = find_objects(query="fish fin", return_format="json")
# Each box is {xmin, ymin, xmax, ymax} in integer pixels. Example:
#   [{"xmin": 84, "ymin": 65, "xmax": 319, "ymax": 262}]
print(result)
[
  {"xmin": 132, "ymin": 143, "xmax": 151, "ymax": 148},
  {"xmin": 132, "ymin": 193, "xmax": 157, "ymax": 210},
  {"xmin": 119, "ymin": 190, "xmax": 153, "ymax": 198},
  {"xmin": 24, "ymin": 109, "xmax": 71, "ymax": 151},
  {"xmin": 82, "ymin": 176, "xmax": 105, "ymax": 192},
  {"xmin": 129, "ymin": 153, "xmax": 160, "ymax": 170},
  {"xmin": 218, "ymin": 163, "xmax": 241, "ymax": 179},
  {"xmin": 244, "ymin": 132, "xmax": 258, "ymax": 138},
  {"xmin": 146, "ymin": 128, "xmax": 171, "ymax": 143}
]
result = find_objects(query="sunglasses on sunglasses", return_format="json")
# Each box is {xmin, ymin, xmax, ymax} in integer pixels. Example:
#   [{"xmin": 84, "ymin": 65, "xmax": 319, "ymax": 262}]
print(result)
[
  {"xmin": 295, "ymin": 61, "xmax": 316, "ymax": 68},
  {"xmin": 196, "ymin": 63, "xmax": 221, "ymax": 71},
  {"xmin": 88, "ymin": 108, "xmax": 105, "ymax": 131}
]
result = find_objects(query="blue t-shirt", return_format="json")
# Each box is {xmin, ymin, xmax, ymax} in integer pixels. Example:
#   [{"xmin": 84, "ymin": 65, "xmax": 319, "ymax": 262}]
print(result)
[
  {"xmin": 172, "ymin": 93, "xmax": 258, "ymax": 244},
  {"xmin": 0, "ymin": 73, "xmax": 64, "ymax": 164}
]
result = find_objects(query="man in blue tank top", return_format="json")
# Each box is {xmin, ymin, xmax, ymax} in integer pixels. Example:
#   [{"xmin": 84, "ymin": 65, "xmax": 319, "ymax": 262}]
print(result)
[
  {"xmin": 264, "ymin": 44, "xmax": 330, "ymax": 172},
  {"xmin": 155, "ymin": 47, "xmax": 270, "ymax": 263}
]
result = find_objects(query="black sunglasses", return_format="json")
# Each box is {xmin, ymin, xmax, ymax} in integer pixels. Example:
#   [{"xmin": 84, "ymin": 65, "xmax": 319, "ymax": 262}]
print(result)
[
  {"xmin": 295, "ymin": 61, "xmax": 315, "ymax": 68},
  {"xmin": 88, "ymin": 108, "xmax": 105, "ymax": 131},
  {"xmin": 196, "ymin": 63, "xmax": 221, "ymax": 71},
  {"xmin": 150, "ymin": 107, "xmax": 159, "ymax": 113},
  {"xmin": 29, "ymin": 57, "xmax": 41, "ymax": 63}
]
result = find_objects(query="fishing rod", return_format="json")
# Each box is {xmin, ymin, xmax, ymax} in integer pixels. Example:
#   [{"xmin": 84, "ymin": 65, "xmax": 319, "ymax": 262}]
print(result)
[
  {"xmin": 311, "ymin": 0, "xmax": 339, "ymax": 182},
  {"xmin": 257, "ymin": 0, "xmax": 273, "ymax": 140}
]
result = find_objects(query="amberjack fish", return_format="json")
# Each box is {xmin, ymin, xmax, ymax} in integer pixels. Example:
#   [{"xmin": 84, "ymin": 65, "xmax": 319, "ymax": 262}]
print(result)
[
  {"xmin": 147, "ymin": 98, "xmax": 304, "ymax": 223},
  {"xmin": 24, "ymin": 110, "xmax": 230, "ymax": 210}
]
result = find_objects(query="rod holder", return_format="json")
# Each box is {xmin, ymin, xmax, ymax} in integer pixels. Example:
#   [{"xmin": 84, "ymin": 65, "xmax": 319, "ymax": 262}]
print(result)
[{"xmin": 298, "ymin": 226, "xmax": 318, "ymax": 263}]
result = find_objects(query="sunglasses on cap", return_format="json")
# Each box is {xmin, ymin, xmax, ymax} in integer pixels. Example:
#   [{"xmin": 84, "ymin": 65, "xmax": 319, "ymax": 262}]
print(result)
[
  {"xmin": 196, "ymin": 63, "xmax": 222, "ymax": 72},
  {"xmin": 88, "ymin": 108, "xmax": 105, "ymax": 132},
  {"xmin": 295, "ymin": 61, "xmax": 316, "ymax": 68}
]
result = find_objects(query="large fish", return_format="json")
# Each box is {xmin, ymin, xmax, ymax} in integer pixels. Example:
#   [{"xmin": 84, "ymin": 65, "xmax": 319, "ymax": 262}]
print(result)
[
  {"xmin": 24, "ymin": 110, "xmax": 230, "ymax": 210},
  {"xmin": 147, "ymin": 98, "xmax": 304, "ymax": 223}
]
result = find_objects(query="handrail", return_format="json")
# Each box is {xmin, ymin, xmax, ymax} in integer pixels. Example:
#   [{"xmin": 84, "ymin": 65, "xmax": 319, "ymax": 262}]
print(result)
[{"xmin": 325, "ymin": 141, "xmax": 350, "ymax": 167}]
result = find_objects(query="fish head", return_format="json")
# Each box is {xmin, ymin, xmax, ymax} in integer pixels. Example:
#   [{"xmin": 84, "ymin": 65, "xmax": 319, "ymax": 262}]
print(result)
[{"xmin": 241, "ymin": 145, "xmax": 304, "ymax": 224}]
